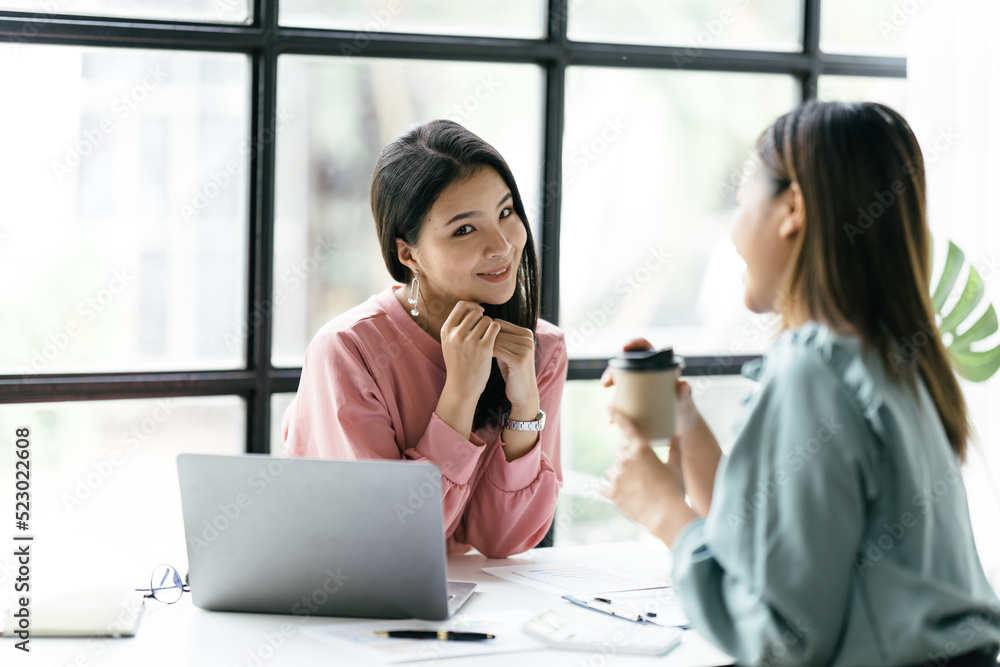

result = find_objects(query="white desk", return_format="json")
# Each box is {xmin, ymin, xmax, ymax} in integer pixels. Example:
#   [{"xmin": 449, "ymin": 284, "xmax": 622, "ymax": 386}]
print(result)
[{"xmin": 6, "ymin": 543, "xmax": 734, "ymax": 667}]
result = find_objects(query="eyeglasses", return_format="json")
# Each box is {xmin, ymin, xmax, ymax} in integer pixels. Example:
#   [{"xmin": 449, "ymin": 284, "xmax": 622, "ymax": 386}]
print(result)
[{"xmin": 135, "ymin": 564, "xmax": 190, "ymax": 604}]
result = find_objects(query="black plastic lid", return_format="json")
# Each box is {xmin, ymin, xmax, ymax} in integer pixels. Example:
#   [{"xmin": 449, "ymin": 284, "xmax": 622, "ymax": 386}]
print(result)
[{"xmin": 607, "ymin": 347, "xmax": 682, "ymax": 371}]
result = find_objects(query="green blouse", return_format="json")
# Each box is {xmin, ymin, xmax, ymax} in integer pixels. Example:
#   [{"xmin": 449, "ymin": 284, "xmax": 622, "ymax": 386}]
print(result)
[{"xmin": 672, "ymin": 322, "xmax": 1000, "ymax": 665}]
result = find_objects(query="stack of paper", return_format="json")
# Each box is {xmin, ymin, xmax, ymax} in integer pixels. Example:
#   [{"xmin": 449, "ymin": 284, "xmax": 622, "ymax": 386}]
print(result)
[{"xmin": 482, "ymin": 554, "xmax": 671, "ymax": 596}]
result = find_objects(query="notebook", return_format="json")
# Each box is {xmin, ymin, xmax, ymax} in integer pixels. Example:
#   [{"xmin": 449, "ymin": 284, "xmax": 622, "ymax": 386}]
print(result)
[{"xmin": 1, "ymin": 586, "xmax": 145, "ymax": 637}]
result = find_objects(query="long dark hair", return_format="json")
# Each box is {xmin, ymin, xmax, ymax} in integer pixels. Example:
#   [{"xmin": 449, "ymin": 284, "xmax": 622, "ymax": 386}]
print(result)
[
  {"xmin": 371, "ymin": 119, "xmax": 540, "ymax": 430},
  {"xmin": 755, "ymin": 101, "xmax": 969, "ymax": 459}
]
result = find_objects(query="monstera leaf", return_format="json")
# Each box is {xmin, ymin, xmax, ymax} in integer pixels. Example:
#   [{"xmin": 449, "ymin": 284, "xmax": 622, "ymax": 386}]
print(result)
[{"xmin": 931, "ymin": 241, "xmax": 1000, "ymax": 382}]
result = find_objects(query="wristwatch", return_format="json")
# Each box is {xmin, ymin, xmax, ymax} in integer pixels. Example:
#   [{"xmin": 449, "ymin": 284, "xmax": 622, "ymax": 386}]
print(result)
[{"xmin": 503, "ymin": 409, "xmax": 546, "ymax": 432}]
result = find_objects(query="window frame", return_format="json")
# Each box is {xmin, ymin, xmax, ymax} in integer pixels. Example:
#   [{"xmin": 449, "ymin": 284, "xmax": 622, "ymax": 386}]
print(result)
[{"xmin": 0, "ymin": 0, "xmax": 905, "ymax": 454}]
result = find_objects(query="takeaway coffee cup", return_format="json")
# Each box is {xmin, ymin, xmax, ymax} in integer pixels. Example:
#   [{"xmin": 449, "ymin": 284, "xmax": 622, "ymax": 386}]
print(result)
[{"xmin": 608, "ymin": 348, "xmax": 684, "ymax": 442}]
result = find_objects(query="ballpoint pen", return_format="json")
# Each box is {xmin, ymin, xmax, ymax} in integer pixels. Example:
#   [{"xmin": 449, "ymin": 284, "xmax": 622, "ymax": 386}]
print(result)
[
  {"xmin": 562, "ymin": 595, "xmax": 649, "ymax": 623},
  {"xmin": 561, "ymin": 594, "xmax": 690, "ymax": 629},
  {"xmin": 373, "ymin": 630, "xmax": 495, "ymax": 641}
]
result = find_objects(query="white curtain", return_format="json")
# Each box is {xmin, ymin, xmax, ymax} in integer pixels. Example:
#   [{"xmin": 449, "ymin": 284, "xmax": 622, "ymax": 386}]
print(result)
[{"xmin": 909, "ymin": 2, "xmax": 1000, "ymax": 586}]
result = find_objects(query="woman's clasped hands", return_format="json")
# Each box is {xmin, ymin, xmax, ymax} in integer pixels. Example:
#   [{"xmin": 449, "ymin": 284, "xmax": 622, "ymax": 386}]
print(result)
[
  {"xmin": 439, "ymin": 300, "xmax": 538, "ymax": 407},
  {"xmin": 436, "ymin": 301, "xmax": 540, "ymax": 459}
]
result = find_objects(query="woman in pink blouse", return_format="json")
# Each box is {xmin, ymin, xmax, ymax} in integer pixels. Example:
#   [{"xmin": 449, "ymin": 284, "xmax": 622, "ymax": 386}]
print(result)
[{"xmin": 281, "ymin": 120, "xmax": 568, "ymax": 558}]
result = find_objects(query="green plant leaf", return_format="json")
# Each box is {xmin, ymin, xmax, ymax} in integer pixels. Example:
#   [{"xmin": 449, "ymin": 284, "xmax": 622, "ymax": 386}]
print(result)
[
  {"xmin": 947, "ymin": 346, "xmax": 1000, "ymax": 383},
  {"xmin": 950, "ymin": 305, "xmax": 998, "ymax": 354},
  {"xmin": 932, "ymin": 241, "xmax": 965, "ymax": 313},
  {"xmin": 939, "ymin": 265, "xmax": 985, "ymax": 337},
  {"xmin": 930, "ymin": 240, "xmax": 1000, "ymax": 382}
]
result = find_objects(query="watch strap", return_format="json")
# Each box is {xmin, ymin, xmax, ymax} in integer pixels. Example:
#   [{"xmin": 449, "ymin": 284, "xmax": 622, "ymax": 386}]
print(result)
[{"xmin": 503, "ymin": 409, "xmax": 546, "ymax": 432}]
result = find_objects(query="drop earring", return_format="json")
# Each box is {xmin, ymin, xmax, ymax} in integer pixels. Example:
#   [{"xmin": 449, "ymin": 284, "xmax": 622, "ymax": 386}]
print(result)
[{"xmin": 407, "ymin": 270, "xmax": 420, "ymax": 317}]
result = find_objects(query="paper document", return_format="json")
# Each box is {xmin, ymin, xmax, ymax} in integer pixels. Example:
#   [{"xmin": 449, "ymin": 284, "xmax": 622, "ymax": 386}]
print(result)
[
  {"xmin": 483, "ymin": 555, "xmax": 671, "ymax": 595},
  {"xmin": 302, "ymin": 610, "xmax": 546, "ymax": 663}
]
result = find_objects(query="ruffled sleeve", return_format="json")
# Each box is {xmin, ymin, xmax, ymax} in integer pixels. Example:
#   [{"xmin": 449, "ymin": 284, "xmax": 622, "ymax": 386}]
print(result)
[
  {"xmin": 739, "ymin": 323, "xmax": 886, "ymax": 436},
  {"xmin": 792, "ymin": 324, "xmax": 887, "ymax": 435}
]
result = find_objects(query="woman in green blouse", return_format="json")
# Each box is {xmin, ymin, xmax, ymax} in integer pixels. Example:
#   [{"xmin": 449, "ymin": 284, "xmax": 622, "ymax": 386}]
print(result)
[{"xmin": 602, "ymin": 102, "xmax": 1000, "ymax": 666}]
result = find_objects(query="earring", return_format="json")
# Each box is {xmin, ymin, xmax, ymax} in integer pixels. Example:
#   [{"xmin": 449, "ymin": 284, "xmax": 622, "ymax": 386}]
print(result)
[{"xmin": 407, "ymin": 270, "xmax": 420, "ymax": 317}]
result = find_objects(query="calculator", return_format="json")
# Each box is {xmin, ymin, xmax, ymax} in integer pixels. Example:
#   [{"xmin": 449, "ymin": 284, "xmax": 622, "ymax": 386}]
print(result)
[{"xmin": 523, "ymin": 609, "xmax": 683, "ymax": 656}]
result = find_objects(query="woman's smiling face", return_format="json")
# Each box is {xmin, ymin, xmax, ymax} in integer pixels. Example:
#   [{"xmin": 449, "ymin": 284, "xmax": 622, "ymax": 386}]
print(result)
[
  {"xmin": 397, "ymin": 166, "xmax": 526, "ymax": 315},
  {"xmin": 729, "ymin": 166, "xmax": 801, "ymax": 314}
]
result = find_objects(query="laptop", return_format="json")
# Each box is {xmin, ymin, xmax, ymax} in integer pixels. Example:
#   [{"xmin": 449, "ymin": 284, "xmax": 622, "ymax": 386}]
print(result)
[{"xmin": 176, "ymin": 454, "xmax": 476, "ymax": 620}]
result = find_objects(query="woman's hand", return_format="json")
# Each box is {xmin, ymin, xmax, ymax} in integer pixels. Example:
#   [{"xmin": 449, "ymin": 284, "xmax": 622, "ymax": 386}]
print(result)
[
  {"xmin": 440, "ymin": 301, "xmax": 501, "ymax": 394},
  {"xmin": 601, "ymin": 408, "xmax": 698, "ymax": 548},
  {"xmin": 492, "ymin": 320, "xmax": 538, "ymax": 413},
  {"xmin": 601, "ymin": 337, "xmax": 721, "ymax": 515},
  {"xmin": 492, "ymin": 319, "xmax": 541, "ymax": 461},
  {"xmin": 436, "ymin": 301, "xmax": 501, "ymax": 440}
]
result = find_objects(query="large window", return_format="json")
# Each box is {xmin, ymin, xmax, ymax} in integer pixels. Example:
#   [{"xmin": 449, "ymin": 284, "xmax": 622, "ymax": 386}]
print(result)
[{"xmin": 1, "ymin": 1, "xmax": 909, "ymax": 563}]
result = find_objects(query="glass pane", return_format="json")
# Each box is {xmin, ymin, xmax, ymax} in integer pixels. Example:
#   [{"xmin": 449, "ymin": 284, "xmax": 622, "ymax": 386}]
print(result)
[
  {"xmin": 273, "ymin": 56, "xmax": 543, "ymax": 367},
  {"xmin": 0, "ymin": 397, "xmax": 244, "ymax": 596},
  {"xmin": 560, "ymin": 67, "xmax": 798, "ymax": 360},
  {"xmin": 271, "ymin": 392, "xmax": 295, "ymax": 455},
  {"xmin": 818, "ymin": 75, "xmax": 908, "ymax": 114},
  {"xmin": 557, "ymin": 380, "xmax": 643, "ymax": 545},
  {"xmin": 279, "ymin": 0, "xmax": 544, "ymax": 38},
  {"xmin": 0, "ymin": 0, "xmax": 249, "ymax": 23},
  {"xmin": 568, "ymin": 0, "xmax": 802, "ymax": 51},
  {"xmin": 0, "ymin": 46, "xmax": 250, "ymax": 374},
  {"xmin": 820, "ymin": 0, "xmax": 911, "ymax": 56}
]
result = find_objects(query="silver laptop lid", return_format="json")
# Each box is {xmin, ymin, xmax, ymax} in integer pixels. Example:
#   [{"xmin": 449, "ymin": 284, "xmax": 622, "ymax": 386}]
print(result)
[{"xmin": 177, "ymin": 454, "xmax": 451, "ymax": 620}]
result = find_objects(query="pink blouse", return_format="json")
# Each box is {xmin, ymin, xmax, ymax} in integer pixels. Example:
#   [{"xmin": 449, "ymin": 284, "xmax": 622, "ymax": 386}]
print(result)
[{"xmin": 281, "ymin": 286, "xmax": 567, "ymax": 558}]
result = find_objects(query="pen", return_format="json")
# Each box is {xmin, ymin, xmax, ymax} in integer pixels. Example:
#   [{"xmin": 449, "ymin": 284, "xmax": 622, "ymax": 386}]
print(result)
[
  {"xmin": 562, "ymin": 594, "xmax": 647, "ymax": 623},
  {"xmin": 594, "ymin": 597, "xmax": 660, "ymax": 619},
  {"xmin": 373, "ymin": 630, "xmax": 495, "ymax": 641},
  {"xmin": 562, "ymin": 595, "xmax": 690, "ymax": 629}
]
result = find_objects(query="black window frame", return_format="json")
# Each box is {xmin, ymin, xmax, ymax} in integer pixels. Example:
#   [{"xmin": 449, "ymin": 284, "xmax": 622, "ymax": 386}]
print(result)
[{"xmin": 0, "ymin": 0, "xmax": 905, "ymax": 455}]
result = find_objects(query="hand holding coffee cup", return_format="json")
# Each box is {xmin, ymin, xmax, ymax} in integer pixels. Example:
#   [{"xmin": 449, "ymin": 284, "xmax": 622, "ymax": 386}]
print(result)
[{"xmin": 607, "ymin": 347, "xmax": 684, "ymax": 444}]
